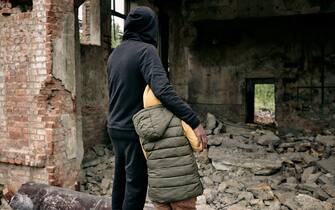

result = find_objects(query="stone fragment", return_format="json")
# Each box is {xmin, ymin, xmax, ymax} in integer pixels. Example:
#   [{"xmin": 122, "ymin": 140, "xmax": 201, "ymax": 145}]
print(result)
[
  {"xmin": 197, "ymin": 149, "xmax": 209, "ymax": 164},
  {"xmin": 264, "ymin": 199, "xmax": 281, "ymax": 210},
  {"xmin": 237, "ymin": 192, "xmax": 254, "ymax": 202},
  {"xmin": 227, "ymin": 204, "xmax": 250, "ymax": 210},
  {"xmin": 314, "ymin": 188, "xmax": 330, "ymax": 201},
  {"xmin": 286, "ymin": 176, "xmax": 297, "ymax": 184},
  {"xmin": 317, "ymin": 156, "xmax": 335, "ymax": 175},
  {"xmin": 218, "ymin": 182, "xmax": 227, "ymax": 192},
  {"xmin": 206, "ymin": 113, "xmax": 217, "ymax": 131},
  {"xmin": 213, "ymin": 122, "xmax": 224, "ymax": 135},
  {"xmin": 295, "ymin": 194, "xmax": 334, "ymax": 210},
  {"xmin": 315, "ymin": 135, "xmax": 335, "ymax": 147},
  {"xmin": 275, "ymin": 191, "xmax": 299, "ymax": 210},
  {"xmin": 207, "ymin": 135, "xmax": 222, "ymax": 146},
  {"xmin": 301, "ymin": 166, "xmax": 315, "ymax": 183},
  {"xmin": 276, "ymin": 183, "xmax": 297, "ymax": 192},
  {"xmin": 82, "ymin": 149, "xmax": 98, "ymax": 163},
  {"xmin": 209, "ymin": 147, "xmax": 282, "ymax": 175},
  {"xmin": 202, "ymin": 177, "xmax": 214, "ymax": 187},
  {"xmin": 249, "ymin": 199, "xmax": 262, "ymax": 206},
  {"xmin": 83, "ymin": 159, "xmax": 101, "ymax": 168},
  {"xmin": 225, "ymin": 180, "xmax": 244, "ymax": 190},
  {"xmin": 92, "ymin": 144, "xmax": 106, "ymax": 157},
  {"xmin": 210, "ymin": 171, "xmax": 224, "ymax": 183},
  {"xmin": 100, "ymin": 178, "xmax": 111, "ymax": 194},
  {"xmin": 196, "ymin": 195, "xmax": 207, "ymax": 205},
  {"xmin": 297, "ymin": 183, "xmax": 319, "ymax": 193},
  {"xmin": 203, "ymin": 189, "xmax": 216, "ymax": 203},
  {"xmin": 322, "ymin": 184, "xmax": 335, "ymax": 198},
  {"xmin": 317, "ymin": 174, "xmax": 335, "ymax": 185},
  {"xmin": 247, "ymin": 183, "xmax": 274, "ymax": 201},
  {"xmin": 278, "ymin": 142, "xmax": 296, "ymax": 148},
  {"xmin": 254, "ymin": 130, "xmax": 280, "ymax": 146},
  {"xmin": 295, "ymin": 141, "xmax": 312, "ymax": 152},
  {"xmin": 327, "ymin": 197, "xmax": 335, "ymax": 205}
]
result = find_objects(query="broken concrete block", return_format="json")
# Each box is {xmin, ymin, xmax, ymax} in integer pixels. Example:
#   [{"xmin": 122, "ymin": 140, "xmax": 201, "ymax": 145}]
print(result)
[
  {"xmin": 264, "ymin": 199, "xmax": 281, "ymax": 210},
  {"xmin": 254, "ymin": 130, "xmax": 280, "ymax": 147},
  {"xmin": 213, "ymin": 121, "xmax": 225, "ymax": 134},
  {"xmin": 315, "ymin": 135, "xmax": 335, "ymax": 147},
  {"xmin": 209, "ymin": 147, "xmax": 282, "ymax": 175},
  {"xmin": 275, "ymin": 191, "xmax": 300, "ymax": 210},
  {"xmin": 295, "ymin": 194, "xmax": 334, "ymax": 210},
  {"xmin": 207, "ymin": 135, "xmax": 223, "ymax": 146},
  {"xmin": 301, "ymin": 166, "xmax": 315, "ymax": 183},
  {"xmin": 247, "ymin": 183, "xmax": 274, "ymax": 201},
  {"xmin": 237, "ymin": 191, "xmax": 254, "ymax": 203},
  {"xmin": 322, "ymin": 184, "xmax": 335, "ymax": 198},
  {"xmin": 317, "ymin": 173, "xmax": 335, "ymax": 185},
  {"xmin": 206, "ymin": 113, "xmax": 217, "ymax": 131},
  {"xmin": 92, "ymin": 144, "xmax": 106, "ymax": 157},
  {"xmin": 317, "ymin": 156, "xmax": 335, "ymax": 175},
  {"xmin": 100, "ymin": 178, "xmax": 111, "ymax": 194}
]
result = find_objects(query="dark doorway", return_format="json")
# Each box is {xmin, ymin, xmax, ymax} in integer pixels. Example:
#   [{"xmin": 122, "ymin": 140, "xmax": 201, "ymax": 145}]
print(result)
[{"xmin": 246, "ymin": 79, "xmax": 275, "ymax": 124}]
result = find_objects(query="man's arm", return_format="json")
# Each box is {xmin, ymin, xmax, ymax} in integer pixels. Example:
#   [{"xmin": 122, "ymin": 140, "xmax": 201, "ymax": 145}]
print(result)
[
  {"xmin": 139, "ymin": 45, "xmax": 199, "ymax": 128},
  {"xmin": 139, "ymin": 45, "xmax": 207, "ymax": 150}
]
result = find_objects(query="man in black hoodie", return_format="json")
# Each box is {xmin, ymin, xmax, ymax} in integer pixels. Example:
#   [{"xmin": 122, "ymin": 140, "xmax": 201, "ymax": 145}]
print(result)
[{"xmin": 107, "ymin": 6, "xmax": 208, "ymax": 210}]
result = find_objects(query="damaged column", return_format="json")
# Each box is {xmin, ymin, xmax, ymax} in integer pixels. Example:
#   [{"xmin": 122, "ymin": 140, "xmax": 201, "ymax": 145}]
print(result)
[{"xmin": 0, "ymin": 0, "xmax": 83, "ymax": 193}]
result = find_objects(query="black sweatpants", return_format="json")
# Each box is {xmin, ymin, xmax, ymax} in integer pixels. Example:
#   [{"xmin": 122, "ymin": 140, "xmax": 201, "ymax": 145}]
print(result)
[{"xmin": 108, "ymin": 128, "xmax": 148, "ymax": 210}]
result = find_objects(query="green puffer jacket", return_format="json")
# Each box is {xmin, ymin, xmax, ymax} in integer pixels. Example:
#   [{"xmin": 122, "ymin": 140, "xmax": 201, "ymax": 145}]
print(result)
[{"xmin": 133, "ymin": 104, "xmax": 203, "ymax": 203}]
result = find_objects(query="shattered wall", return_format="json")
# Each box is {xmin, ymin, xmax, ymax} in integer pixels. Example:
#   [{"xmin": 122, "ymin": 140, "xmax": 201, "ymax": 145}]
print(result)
[
  {"xmin": 162, "ymin": 0, "xmax": 335, "ymax": 132},
  {"xmin": 0, "ymin": 0, "xmax": 83, "ymax": 191}
]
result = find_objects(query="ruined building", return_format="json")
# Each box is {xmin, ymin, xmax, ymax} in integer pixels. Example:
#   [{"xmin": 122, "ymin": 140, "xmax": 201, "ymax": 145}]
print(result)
[{"xmin": 0, "ymin": 0, "xmax": 334, "ymax": 195}]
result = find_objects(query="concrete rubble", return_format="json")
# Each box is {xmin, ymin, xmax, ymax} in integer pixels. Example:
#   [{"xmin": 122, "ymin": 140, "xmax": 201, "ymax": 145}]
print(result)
[
  {"xmin": 71, "ymin": 116, "xmax": 334, "ymax": 209},
  {"xmin": 4, "ymin": 113, "xmax": 335, "ymax": 210},
  {"xmin": 77, "ymin": 113, "xmax": 335, "ymax": 210}
]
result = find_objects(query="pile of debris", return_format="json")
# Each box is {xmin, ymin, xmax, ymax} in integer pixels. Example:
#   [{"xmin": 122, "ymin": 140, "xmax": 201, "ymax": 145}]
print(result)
[
  {"xmin": 67, "ymin": 113, "xmax": 335, "ymax": 210},
  {"xmin": 79, "ymin": 144, "xmax": 115, "ymax": 196},
  {"xmin": 196, "ymin": 113, "xmax": 335, "ymax": 210},
  {"xmin": 254, "ymin": 108, "xmax": 275, "ymax": 124}
]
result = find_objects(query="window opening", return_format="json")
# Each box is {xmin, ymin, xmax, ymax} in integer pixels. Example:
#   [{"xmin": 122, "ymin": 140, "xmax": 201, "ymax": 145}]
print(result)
[{"xmin": 111, "ymin": 0, "xmax": 126, "ymax": 48}]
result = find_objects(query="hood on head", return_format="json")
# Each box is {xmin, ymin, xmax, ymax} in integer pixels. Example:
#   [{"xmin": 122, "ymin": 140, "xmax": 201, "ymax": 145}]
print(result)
[
  {"xmin": 123, "ymin": 6, "xmax": 158, "ymax": 47},
  {"xmin": 133, "ymin": 105, "xmax": 173, "ymax": 142}
]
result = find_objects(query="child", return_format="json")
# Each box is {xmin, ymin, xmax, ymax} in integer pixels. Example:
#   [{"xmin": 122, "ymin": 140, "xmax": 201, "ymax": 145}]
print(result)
[{"xmin": 133, "ymin": 85, "xmax": 203, "ymax": 210}]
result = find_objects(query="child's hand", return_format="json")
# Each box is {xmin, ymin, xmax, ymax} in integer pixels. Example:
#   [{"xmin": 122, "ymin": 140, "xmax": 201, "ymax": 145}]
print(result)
[{"xmin": 193, "ymin": 124, "xmax": 208, "ymax": 151}]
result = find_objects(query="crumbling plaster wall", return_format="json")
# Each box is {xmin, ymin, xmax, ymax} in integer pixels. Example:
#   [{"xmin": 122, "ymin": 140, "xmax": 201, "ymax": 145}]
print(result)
[
  {"xmin": 164, "ymin": 0, "xmax": 335, "ymax": 132},
  {"xmin": 0, "ymin": 0, "xmax": 84, "ymax": 191},
  {"xmin": 80, "ymin": 0, "xmax": 110, "ymax": 149}
]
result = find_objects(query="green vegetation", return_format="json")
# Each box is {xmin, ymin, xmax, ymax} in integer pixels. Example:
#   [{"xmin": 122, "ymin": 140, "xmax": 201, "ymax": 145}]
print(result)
[
  {"xmin": 112, "ymin": 23, "xmax": 123, "ymax": 48},
  {"xmin": 255, "ymin": 84, "xmax": 275, "ymax": 113}
]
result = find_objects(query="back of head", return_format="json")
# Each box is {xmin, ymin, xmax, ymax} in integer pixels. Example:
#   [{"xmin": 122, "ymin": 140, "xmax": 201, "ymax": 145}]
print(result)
[{"xmin": 123, "ymin": 6, "xmax": 158, "ymax": 47}]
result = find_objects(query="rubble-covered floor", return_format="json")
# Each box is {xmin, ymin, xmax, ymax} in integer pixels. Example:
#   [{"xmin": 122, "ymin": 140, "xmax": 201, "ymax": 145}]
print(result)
[
  {"xmin": 2, "ymin": 114, "xmax": 332, "ymax": 210},
  {"xmin": 78, "ymin": 113, "xmax": 335, "ymax": 210}
]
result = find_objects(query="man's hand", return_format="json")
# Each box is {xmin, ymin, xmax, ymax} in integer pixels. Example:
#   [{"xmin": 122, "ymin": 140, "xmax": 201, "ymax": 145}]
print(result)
[{"xmin": 193, "ymin": 124, "xmax": 208, "ymax": 151}]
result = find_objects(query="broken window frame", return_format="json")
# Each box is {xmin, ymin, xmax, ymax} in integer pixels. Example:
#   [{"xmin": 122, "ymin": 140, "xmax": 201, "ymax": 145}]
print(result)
[{"xmin": 111, "ymin": 0, "xmax": 129, "ymax": 48}]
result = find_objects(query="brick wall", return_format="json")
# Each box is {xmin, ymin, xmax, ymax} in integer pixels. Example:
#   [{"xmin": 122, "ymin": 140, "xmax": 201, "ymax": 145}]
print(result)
[{"xmin": 0, "ymin": 0, "xmax": 83, "ymax": 191}]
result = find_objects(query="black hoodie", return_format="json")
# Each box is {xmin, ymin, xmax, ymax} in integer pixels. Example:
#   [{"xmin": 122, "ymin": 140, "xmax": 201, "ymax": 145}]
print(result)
[{"xmin": 107, "ymin": 6, "xmax": 200, "ymax": 131}]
